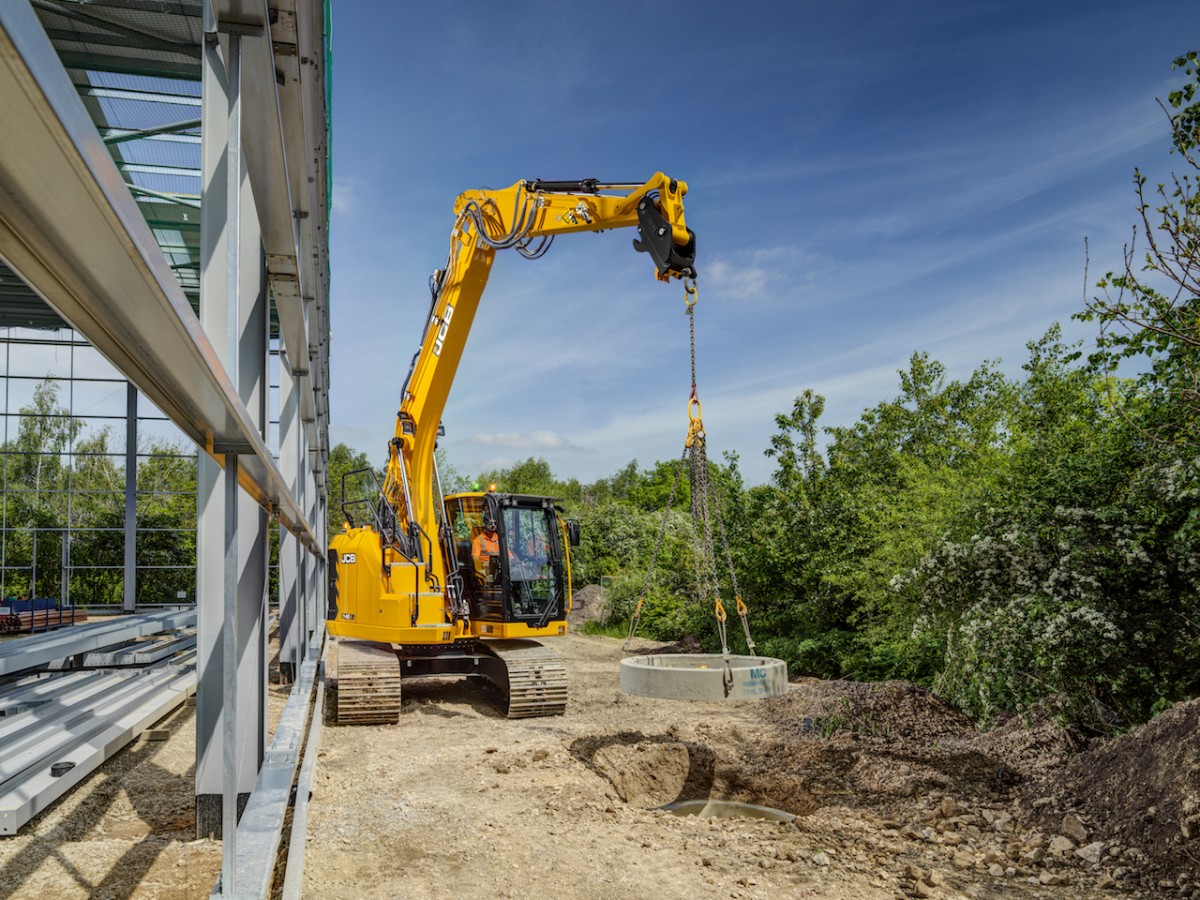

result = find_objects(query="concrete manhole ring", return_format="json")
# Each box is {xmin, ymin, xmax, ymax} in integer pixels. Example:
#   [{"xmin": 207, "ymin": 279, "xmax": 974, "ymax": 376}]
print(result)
[{"xmin": 619, "ymin": 653, "xmax": 788, "ymax": 700}]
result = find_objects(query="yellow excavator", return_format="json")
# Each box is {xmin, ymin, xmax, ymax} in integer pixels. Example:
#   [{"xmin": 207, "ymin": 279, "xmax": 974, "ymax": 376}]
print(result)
[{"xmin": 327, "ymin": 174, "xmax": 696, "ymax": 723}]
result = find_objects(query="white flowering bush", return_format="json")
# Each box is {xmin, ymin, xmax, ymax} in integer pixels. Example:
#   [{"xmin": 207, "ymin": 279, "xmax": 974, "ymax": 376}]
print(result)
[
  {"xmin": 937, "ymin": 595, "xmax": 1122, "ymax": 724},
  {"xmin": 895, "ymin": 454, "xmax": 1200, "ymax": 727}
]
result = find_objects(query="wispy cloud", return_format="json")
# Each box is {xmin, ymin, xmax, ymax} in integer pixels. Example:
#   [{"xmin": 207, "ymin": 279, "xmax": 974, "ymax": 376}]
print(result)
[
  {"xmin": 331, "ymin": 175, "xmax": 361, "ymax": 217},
  {"xmin": 706, "ymin": 246, "xmax": 823, "ymax": 305},
  {"xmin": 468, "ymin": 430, "xmax": 590, "ymax": 453}
]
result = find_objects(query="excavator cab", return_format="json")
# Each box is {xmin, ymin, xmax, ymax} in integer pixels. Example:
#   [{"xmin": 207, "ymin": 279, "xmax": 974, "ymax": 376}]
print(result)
[{"xmin": 443, "ymin": 491, "xmax": 574, "ymax": 631}]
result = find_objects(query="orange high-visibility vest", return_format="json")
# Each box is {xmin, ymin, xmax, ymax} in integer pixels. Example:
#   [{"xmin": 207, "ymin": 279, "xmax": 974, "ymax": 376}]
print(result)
[{"xmin": 472, "ymin": 531, "xmax": 499, "ymax": 564}]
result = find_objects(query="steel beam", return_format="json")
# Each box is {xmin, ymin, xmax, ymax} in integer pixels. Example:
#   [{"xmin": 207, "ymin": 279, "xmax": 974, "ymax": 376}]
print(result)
[
  {"xmin": 81, "ymin": 633, "xmax": 197, "ymax": 667},
  {"xmin": 0, "ymin": 673, "xmax": 133, "ymax": 740},
  {"xmin": 0, "ymin": 609, "xmax": 196, "ymax": 676},
  {"xmin": 217, "ymin": 632, "xmax": 320, "ymax": 898},
  {"xmin": 279, "ymin": 661, "xmax": 323, "ymax": 900},
  {"xmin": 0, "ymin": 666, "xmax": 195, "ymax": 835}
]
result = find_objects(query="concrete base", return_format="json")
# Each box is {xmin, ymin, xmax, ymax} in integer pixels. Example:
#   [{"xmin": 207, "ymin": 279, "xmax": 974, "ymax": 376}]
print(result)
[
  {"xmin": 620, "ymin": 653, "xmax": 788, "ymax": 701},
  {"xmin": 195, "ymin": 792, "xmax": 250, "ymax": 839}
]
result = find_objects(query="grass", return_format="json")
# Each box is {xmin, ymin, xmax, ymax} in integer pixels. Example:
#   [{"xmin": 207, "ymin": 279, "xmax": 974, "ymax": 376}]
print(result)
[{"xmin": 578, "ymin": 619, "xmax": 628, "ymax": 639}]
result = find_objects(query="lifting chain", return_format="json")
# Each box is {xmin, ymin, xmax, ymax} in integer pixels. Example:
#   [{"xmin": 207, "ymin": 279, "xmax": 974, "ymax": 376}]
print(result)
[
  {"xmin": 624, "ymin": 278, "xmax": 759, "ymax": 659},
  {"xmin": 684, "ymin": 279, "xmax": 705, "ymax": 450}
]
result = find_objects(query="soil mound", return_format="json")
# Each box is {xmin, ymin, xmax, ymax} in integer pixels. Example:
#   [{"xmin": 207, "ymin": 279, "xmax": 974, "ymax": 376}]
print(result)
[
  {"xmin": 965, "ymin": 696, "xmax": 1083, "ymax": 780},
  {"xmin": 747, "ymin": 680, "xmax": 1009, "ymax": 810},
  {"xmin": 768, "ymin": 678, "xmax": 977, "ymax": 744},
  {"xmin": 567, "ymin": 584, "xmax": 606, "ymax": 627},
  {"xmin": 1020, "ymin": 697, "xmax": 1200, "ymax": 882},
  {"xmin": 756, "ymin": 680, "xmax": 1200, "ymax": 890}
]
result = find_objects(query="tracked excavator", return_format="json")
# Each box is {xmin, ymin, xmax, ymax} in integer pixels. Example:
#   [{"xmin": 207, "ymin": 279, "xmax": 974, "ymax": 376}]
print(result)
[{"xmin": 327, "ymin": 174, "xmax": 697, "ymax": 724}]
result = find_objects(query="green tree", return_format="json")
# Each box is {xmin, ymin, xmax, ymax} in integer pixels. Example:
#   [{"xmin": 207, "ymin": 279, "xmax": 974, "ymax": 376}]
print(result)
[
  {"xmin": 1080, "ymin": 51, "xmax": 1200, "ymax": 449},
  {"xmin": 327, "ymin": 442, "xmax": 379, "ymax": 540},
  {"xmin": 2, "ymin": 381, "xmax": 82, "ymax": 598},
  {"xmin": 131, "ymin": 438, "xmax": 198, "ymax": 603},
  {"xmin": 894, "ymin": 329, "xmax": 1200, "ymax": 726},
  {"xmin": 471, "ymin": 456, "xmax": 583, "ymax": 505},
  {"xmin": 743, "ymin": 353, "xmax": 1016, "ymax": 681}
]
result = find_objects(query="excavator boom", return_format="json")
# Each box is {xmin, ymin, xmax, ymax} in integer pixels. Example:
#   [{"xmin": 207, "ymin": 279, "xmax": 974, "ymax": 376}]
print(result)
[{"xmin": 386, "ymin": 174, "xmax": 694, "ymax": 602}]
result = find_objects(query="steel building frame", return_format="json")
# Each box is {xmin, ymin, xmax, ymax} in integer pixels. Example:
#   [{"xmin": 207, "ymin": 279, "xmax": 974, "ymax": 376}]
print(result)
[
  {"xmin": 0, "ymin": 329, "xmax": 200, "ymax": 612},
  {"xmin": 0, "ymin": 2, "xmax": 331, "ymax": 895}
]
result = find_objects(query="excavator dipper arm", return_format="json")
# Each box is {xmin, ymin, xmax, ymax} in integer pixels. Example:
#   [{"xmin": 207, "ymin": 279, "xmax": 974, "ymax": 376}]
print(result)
[{"xmin": 384, "ymin": 174, "xmax": 695, "ymax": 594}]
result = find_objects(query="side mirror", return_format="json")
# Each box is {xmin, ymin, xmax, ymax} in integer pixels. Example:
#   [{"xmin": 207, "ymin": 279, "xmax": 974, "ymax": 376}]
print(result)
[{"xmin": 567, "ymin": 520, "xmax": 581, "ymax": 547}]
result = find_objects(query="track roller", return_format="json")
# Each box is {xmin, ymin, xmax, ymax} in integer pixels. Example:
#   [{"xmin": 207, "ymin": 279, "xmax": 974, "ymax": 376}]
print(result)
[
  {"xmin": 477, "ymin": 639, "xmax": 568, "ymax": 718},
  {"xmin": 332, "ymin": 640, "xmax": 401, "ymax": 725}
]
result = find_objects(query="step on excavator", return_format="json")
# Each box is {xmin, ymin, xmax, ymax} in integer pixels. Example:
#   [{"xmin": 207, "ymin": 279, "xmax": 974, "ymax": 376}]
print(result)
[{"xmin": 327, "ymin": 174, "xmax": 697, "ymax": 724}]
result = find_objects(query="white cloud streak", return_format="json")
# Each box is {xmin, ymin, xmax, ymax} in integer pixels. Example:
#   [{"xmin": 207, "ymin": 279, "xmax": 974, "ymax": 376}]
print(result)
[{"xmin": 468, "ymin": 430, "xmax": 588, "ymax": 452}]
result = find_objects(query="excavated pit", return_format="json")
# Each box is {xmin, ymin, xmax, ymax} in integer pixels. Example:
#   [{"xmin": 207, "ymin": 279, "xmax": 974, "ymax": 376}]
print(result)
[{"xmin": 569, "ymin": 730, "xmax": 818, "ymax": 817}]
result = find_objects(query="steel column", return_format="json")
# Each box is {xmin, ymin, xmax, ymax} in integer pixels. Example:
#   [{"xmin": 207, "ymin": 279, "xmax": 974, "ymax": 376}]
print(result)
[
  {"xmin": 196, "ymin": 13, "xmax": 268, "ymax": 848},
  {"xmin": 123, "ymin": 382, "xmax": 137, "ymax": 612},
  {"xmin": 221, "ymin": 449, "xmax": 238, "ymax": 893},
  {"xmin": 277, "ymin": 349, "xmax": 300, "ymax": 682}
]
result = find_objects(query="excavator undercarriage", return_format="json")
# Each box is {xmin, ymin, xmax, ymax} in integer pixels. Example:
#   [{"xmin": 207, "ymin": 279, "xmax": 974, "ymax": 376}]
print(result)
[{"xmin": 329, "ymin": 638, "xmax": 568, "ymax": 725}]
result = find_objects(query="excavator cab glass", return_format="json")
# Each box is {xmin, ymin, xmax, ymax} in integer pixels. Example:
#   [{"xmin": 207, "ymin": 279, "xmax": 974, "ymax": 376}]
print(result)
[
  {"xmin": 444, "ymin": 492, "xmax": 565, "ymax": 625},
  {"xmin": 501, "ymin": 505, "xmax": 555, "ymax": 615}
]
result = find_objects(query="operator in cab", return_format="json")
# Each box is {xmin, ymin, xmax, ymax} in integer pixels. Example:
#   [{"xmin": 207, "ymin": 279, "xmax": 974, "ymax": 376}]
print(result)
[
  {"xmin": 471, "ymin": 513, "xmax": 502, "ymax": 583},
  {"xmin": 522, "ymin": 527, "xmax": 550, "ymax": 566}
]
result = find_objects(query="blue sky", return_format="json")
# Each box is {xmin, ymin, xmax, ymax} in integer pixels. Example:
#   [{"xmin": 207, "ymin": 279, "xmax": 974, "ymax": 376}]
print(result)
[{"xmin": 328, "ymin": 0, "xmax": 1196, "ymax": 487}]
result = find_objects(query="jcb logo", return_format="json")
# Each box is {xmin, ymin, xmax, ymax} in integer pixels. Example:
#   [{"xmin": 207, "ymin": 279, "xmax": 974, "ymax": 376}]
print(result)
[
  {"xmin": 341, "ymin": 553, "xmax": 356, "ymax": 564},
  {"xmin": 432, "ymin": 304, "xmax": 455, "ymax": 357}
]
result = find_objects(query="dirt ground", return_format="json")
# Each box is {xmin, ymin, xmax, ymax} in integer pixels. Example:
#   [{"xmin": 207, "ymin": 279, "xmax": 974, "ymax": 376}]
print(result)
[
  {"xmin": 2, "ymin": 630, "xmax": 1196, "ymax": 899},
  {"xmin": 302, "ymin": 633, "xmax": 1198, "ymax": 900}
]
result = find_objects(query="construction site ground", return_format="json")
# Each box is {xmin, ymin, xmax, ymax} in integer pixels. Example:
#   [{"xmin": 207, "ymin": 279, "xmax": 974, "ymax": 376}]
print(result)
[{"xmin": 1, "ymin": 629, "xmax": 1197, "ymax": 898}]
